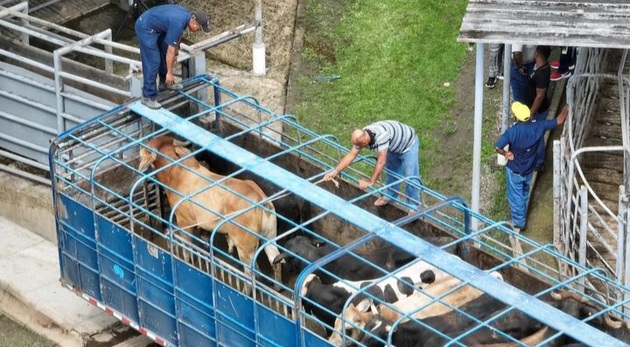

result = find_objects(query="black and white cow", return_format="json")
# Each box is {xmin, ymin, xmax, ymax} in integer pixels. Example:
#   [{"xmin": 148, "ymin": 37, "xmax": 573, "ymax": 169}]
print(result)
[
  {"xmin": 361, "ymin": 290, "xmax": 630, "ymax": 347},
  {"xmin": 275, "ymin": 235, "xmax": 417, "ymax": 284}
]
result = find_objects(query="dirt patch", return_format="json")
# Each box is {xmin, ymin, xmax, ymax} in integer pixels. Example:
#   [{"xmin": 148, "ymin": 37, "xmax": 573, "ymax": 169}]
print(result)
[{"xmin": 180, "ymin": 0, "xmax": 297, "ymax": 83}]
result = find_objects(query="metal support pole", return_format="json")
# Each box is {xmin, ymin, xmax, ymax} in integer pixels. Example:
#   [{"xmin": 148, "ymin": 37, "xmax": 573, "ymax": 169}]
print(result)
[
  {"xmin": 190, "ymin": 51, "xmax": 208, "ymax": 113},
  {"xmin": 553, "ymin": 140, "xmax": 562, "ymax": 254},
  {"xmin": 129, "ymin": 73, "xmax": 142, "ymax": 98},
  {"xmin": 621, "ymin": 186, "xmax": 630, "ymax": 287},
  {"xmin": 471, "ymin": 43, "xmax": 484, "ymax": 231},
  {"xmin": 624, "ymin": 188, "xmax": 630, "ymax": 315},
  {"xmin": 104, "ymin": 30, "xmax": 113, "ymax": 74},
  {"xmin": 252, "ymin": 0, "xmax": 266, "ymax": 76},
  {"xmin": 501, "ymin": 43, "xmax": 512, "ymax": 133},
  {"xmin": 53, "ymin": 29, "xmax": 112, "ymax": 133},
  {"xmin": 578, "ymin": 186, "xmax": 588, "ymax": 277},
  {"xmin": 19, "ymin": 2, "xmax": 29, "ymax": 46},
  {"xmin": 496, "ymin": 44, "xmax": 513, "ymax": 166},
  {"xmin": 616, "ymin": 185, "xmax": 626, "ymax": 284}
]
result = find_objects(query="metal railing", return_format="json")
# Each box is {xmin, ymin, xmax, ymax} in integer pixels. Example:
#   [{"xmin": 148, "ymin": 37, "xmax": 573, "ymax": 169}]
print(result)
[
  {"xmin": 0, "ymin": 1, "xmax": 259, "ymax": 185},
  {"xmin": 0, "ymin": 2, "xmax": 144, "ymax": 184},
  {"xmin": 49, "ymin": 77, "xmax": 630, "ymax": 345},
  {"xmin": 555, "ymin": 47, "xmax": 630, "ymax": 296}
]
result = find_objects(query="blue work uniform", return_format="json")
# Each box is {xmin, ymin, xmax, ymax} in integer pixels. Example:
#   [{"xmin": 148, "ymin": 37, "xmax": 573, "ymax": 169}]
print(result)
[
  {"xmin": 135, "ymin": 5, "xmax": 190, "ymax": 100},
  {"xmin": 495, "ymin": 118, "xmax": 558, "ymax": 228}
]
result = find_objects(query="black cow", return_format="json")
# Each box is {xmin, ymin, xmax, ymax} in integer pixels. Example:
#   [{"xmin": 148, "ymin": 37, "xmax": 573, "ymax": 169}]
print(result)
[
  {"xmin": 362, "ymin": 290, "xmax": 630, "ymax": 347},
  {"xmin": 273, "ymin": 235, "xmax": 391, "ymax": 284},
  {"xmin": 300, "ymin": 274, "xmax": 377, "ymax": 337},
  {"xmin": 360, "ymin": 293, "xmax": 507, "ymax": 347}
]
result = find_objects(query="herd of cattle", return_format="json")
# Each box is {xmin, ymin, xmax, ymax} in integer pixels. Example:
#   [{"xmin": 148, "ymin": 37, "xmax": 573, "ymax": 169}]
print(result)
[
  {"xmin": 137, "ymin": 135, "xmax": 630, "ymax": 346},
  {"xmin": 273, "ymin": 235, "xmax": 630, "ymax": 346}
]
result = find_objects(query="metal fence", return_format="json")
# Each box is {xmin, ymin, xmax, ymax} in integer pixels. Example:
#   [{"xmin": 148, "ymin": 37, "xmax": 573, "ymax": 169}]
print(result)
[
  {"xmin": 0, "ymin": 1, "xmax": 257, "ymax": 185},
  {"xmin": 50, "ymin": 75, "xmax": 630, "ymax": 346},
  {"xmin": 555, "ymin": 47, "xmax": 630, "ymax": 298}
]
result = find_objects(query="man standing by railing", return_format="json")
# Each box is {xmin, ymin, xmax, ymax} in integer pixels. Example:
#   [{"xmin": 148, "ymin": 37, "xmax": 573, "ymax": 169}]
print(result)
[
  {"xmin": 135, "ymin": 4, "xmax": 210, "ymax": 109},
  {"xmin": 495, "ymin": 102, "xmax": 569, "ymax": 232}
]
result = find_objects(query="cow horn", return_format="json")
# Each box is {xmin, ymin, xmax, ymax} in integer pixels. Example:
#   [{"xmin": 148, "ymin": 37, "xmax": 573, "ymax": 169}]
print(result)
[
  {"xmin": 273, "ymin": 253, "xmax": 289, "ymax": 265},
  {"xmin": 550, "ymin": 290, "xmax": 588, "ymax": 303}
]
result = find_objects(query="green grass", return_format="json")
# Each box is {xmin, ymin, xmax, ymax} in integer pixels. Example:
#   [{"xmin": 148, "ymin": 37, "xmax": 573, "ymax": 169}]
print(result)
[
  {"xmin": 0, "ymin": 315, "xmax": 57, "ymax": 347},
  {"xmin": 294, "ymin": 0, "xmax": 468, "ymax": 160},
  {"xmin": 488, "ymin": 169, "xmax": 508, "ymax": 221}
]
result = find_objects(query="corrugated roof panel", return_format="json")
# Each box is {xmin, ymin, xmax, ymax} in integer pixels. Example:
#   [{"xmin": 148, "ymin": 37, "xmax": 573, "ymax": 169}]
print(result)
[{"xmin": 458, "ymin": 0, "xmax": 630, "ymax": 48}]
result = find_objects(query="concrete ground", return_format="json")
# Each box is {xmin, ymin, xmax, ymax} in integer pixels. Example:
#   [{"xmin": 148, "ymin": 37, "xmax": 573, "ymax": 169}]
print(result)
[
  {"xmin": 0, "ymin": 185, "xmax": 157, "ymax": 346},
  {"xmin": 0, "ymin": 214, "xmax": 116, "ymax": 346}
]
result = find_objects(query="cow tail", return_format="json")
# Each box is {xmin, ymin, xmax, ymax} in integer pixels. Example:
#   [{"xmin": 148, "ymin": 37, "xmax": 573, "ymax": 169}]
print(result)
[{"xmin": 261, "ymin": 202, "xmax": 280, "ymax": 264}]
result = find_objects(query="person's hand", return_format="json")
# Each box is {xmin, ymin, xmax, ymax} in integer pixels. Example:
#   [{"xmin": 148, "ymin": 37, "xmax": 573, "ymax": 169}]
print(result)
[
  {"xmin": 518, "ymin": 66, "xmax": 527, "ymax": 76},
  {"xmin": 358, "ymin": 179, "xmax": 372, "ymax": 189},
  {"xmin": 323, "ymin": 168, "xmax": 339, "ymax": 181},
  {"xmin": 505, "ymin": 151, "xmax": 514, "ymax": 161},
  {"xmin": 165, "ymin": 72, "xmax": 175, "ymax": 86}
]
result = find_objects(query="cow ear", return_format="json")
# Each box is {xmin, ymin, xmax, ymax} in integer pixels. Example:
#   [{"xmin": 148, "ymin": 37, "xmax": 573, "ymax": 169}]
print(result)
[
  {"xmin": 355, "ymin": 298, "xmax": 372, "ymax": 312},
  {"xmin": 174, "ymin": 146, "xmax": 192, "ymax": 158},
  {"xmin": 138, "ymin": 147, "xmax": 157, "ymax": 172},
  {"xmin": 172, "ymin": 139, "xmax": 190, "ymax": 147}
]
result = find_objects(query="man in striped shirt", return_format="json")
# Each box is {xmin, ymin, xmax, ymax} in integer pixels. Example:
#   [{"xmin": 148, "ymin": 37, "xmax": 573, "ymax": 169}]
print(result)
[{"xmin": 324, "ymin": 120, "xmax": 420, "ymax": 212}]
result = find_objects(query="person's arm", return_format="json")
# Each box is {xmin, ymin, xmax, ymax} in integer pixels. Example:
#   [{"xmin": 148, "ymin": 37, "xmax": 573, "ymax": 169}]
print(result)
[
  {"xmin": 164, "ymin": 45, "xmax": 178, "ymax": 86},
  {"xmin": 495, "ymin": 146, "xmax": 514, "ymax": 161},
  {"xmin": 529, "ymin": 87, "xmax": 547, "ymax": 116},
  {"xmin": 556, "ymin": 104, "xmax": 569, "ymax": 125},
  {"xmin": 512, "ymin": 50, "xmax": 527, "ymax": 76},
  {"xmin": 323, "ymin": 146, "xmax": 361, "ymax": 181},
  {"xmin": 495, "ymin": 135, "xmax": 513, "ymax": 161},
  {"xmin": 359, "ymin": 150, "xmax": 387, "ymax": 189}
]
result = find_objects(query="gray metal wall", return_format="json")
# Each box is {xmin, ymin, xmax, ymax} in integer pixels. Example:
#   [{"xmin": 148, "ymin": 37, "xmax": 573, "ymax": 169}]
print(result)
[{"xmin": 0, "ymin": 61, "xmax": 115, "ymax": 167}]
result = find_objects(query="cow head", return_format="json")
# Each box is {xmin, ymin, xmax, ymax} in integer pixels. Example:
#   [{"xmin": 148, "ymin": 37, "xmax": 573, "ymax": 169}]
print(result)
[
  {"xmin": 301, "ymin": 273, "xmax": 320, "ymax": 297},
  {"xmin": 138, "ymin": 136, "xmax": 191, "ymax": 172},
  {"xmin": 550, "ymin": 290, "xmax": 630, "ymax": 331},
  {"xmin": 359, "ymin": 315, "xmax": 392, "ymax": 347},
  {"xmin": 329, "ymin": 299, "xmax": 375, "ymax": 346},
  {"xmin": 273, "ymin": 235, "xmax": 330, "ymax": 274}
]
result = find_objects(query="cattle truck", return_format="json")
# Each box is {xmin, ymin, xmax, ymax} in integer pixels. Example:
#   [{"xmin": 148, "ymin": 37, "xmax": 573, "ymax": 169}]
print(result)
[{"xmin": 49, "ymin": 75, "xmax": 630, "ymax": 346}]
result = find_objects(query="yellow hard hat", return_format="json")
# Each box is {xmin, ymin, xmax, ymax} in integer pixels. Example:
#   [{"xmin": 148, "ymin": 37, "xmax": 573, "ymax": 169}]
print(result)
[{"xmin": 511, "ymin": 102, "xmax": 531, "ymax": 122}]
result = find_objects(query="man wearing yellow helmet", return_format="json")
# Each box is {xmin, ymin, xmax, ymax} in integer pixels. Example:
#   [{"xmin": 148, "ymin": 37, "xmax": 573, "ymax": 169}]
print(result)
[{"xmin": 495, "ymin": 102, "xmax": 569, "ymax": 231}]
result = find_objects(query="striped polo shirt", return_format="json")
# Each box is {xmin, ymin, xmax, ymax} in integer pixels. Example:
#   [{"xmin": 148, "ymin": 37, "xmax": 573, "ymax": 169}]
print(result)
[{"xmin": 357, "ymin": 120, "xmax": 416, "ymax": 154}]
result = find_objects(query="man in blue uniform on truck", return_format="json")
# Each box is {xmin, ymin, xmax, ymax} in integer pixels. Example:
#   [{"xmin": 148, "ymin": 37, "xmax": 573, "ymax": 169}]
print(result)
[
  {"xmin": 135, "ymin": 4, "xmax": 211, "ymax": 109},
  {"xmin": 495, "ymin": 102, "xmax": 569, "ymax": 232}
]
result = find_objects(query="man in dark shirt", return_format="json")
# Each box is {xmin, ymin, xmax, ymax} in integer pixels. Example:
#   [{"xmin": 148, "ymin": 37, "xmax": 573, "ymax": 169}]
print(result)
[
  {"xmin": 526, "ymin": 45, "xmax": 552, "ymax": 170},
  {"xmin": 135, "ymin": 5, "xmax": 210, "ymax": 109},
  {"xmin": 323, "ymin": 120, "xmax": 420, "ymax": 213},
  {"xmin": 495, "ymin": 102, "xmax": 568, "ymax": 231}
]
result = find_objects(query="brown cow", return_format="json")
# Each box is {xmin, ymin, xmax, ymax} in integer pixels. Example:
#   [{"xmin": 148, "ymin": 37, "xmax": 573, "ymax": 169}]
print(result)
[{"xmin": 137, "ymin": 135, "xmax": 281, "ymax": 293}]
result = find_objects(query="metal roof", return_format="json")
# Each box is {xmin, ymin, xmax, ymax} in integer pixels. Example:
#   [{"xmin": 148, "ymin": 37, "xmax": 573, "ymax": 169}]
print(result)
[{"xmin": 458, "ymin": 0, "xmax": 630, "ymax": 48}]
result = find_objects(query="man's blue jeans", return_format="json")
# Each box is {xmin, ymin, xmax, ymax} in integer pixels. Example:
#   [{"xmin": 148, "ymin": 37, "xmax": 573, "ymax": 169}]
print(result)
[
  {"xmin": 384, "ymin": 137, "xmax": 420, "ymax": 208},
  {"xmin": 506, "ymin": 167, "xmax": 532, "ymax": 228},
  {"xmin": 135, "ymin": 18, "xmax": 168, "ymax": 99}
]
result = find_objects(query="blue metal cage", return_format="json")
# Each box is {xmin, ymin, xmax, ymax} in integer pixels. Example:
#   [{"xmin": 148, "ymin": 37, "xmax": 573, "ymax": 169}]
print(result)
[{"xmin": 49, "ymin": 75, "xmax": 630, "ymax": 346}]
